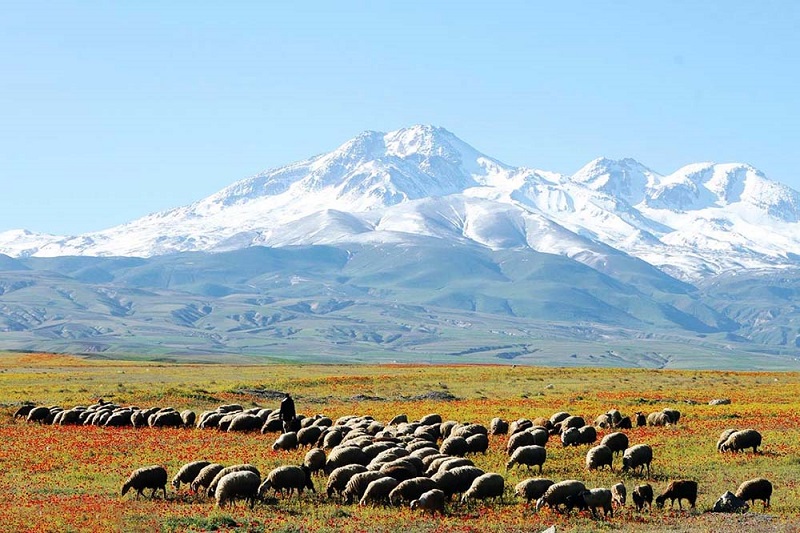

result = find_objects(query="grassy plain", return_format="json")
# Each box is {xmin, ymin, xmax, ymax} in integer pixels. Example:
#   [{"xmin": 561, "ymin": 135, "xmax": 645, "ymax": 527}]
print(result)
[{"xmin": 1, "ymin": 352, "xmax": 799, "ymax": 532}]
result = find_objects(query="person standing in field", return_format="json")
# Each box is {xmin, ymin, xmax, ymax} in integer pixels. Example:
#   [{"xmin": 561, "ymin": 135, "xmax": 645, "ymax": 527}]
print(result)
[{"xmin": 280, "ymin": 392, "xmax": 296, "ymax": 433}]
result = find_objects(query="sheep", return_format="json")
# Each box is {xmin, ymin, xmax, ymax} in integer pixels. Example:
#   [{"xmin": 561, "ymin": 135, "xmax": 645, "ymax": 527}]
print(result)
[
  {"xmin": 594, "ymin": 413, "xmax": 613, "ymax": 428},
  {"xmin": 326, "ymin": 464, "xmax": 368, "ymax": 498},
  {"xmin": 379, "ymin": 462, "xmax": 417, "ymax": 482},
  {"xmin": 303, "ymin": 448, "xmax": 327, "ymax": 475},
  {"xmin": 150, "ymin": 410, "xmax": 183, "ymax": 428},
  {"xmin": 616, "ymin": 416, "xmax": 633, "ymax": 429},
  {"xmin": 410, "ymin": 447, "xmax": 439, "ymax": 461},
  {"xmin": 298, "ymin": 425, "xmax": 323, "ymax": 447},
  {"xmin": 121, "ymin": 465, "xmax": 168, "ymax": 500},
  {"xmin": 717, "ymin": 429, "xmax": 738, "ymax": 452},
  {"xmin": 634, "ymin": 412, "xmax": 646, "ymax": 427},
  {"xmin": 363, "ymin": 442, "xmax": 398, "ymax": 461},
  {"xmin": 461, "ymin": 472, "xmax": 504, "ymax": 504},
  {"xmin": 388, "ymin": 414, "xmax": 408, "ymax": 425},
  {"xmin": 466, "ymin": 434, "xmax": 489, "ymax": 454},
  {"xmin": 508, "ymin": 430, "xmax": 537, "ymax": 454},
  {"xmin": 410, "ymin": 488, "xmax": 447, "ymax": 516},
  {"xmin": 258, "ymin": 465, "xmax": 314, "ymax": 498},
  {"xmin": 452, "ymin": 423, "xmax": 487, "ymax": 439},
  {"xmin": 199, "ymin": 412, "xmax": 225, "ymax": 429},
  {"xmin": 735, "ymin": 478, "xmax": 772, "ymax": 508},
  {"xmin": 655, "ymin": 480, "xmax": 698, "ymax": 509},
  {"xmin": 272, "ymin": 432, "xmax": 299, "ymax": 451},
  {"xmin": 26, "ymin": 406, "xmax": 51, "ymax": 423},
  {"xmin": 207, "ymin": 465, "xmax": 260, "ymax": 498},
  {"xmin": 585, "ymin": 445, "xmax": 614, "ymax": 471},
  {"xmin": 506, "ymin": 445, "xmax": 546, "ymax": 473},
  {"xmin": 561, "ymin": 427, "xmax": 581, "ymax": 447},
  {"xmin": 632, "ymin": 483, "xmax": 653, "ymax": 512},
  {"xmin": 325, "ymin": 445, "xmax": 369, "ymax": 475},
  {"xmin": 535, "ymin": 480, "xmax": 586, "ymax": 513},
  {"xmin": 440, "ymin": 436, "xmax": 470, "ymax": 457},
  {"xmin": 611, "ymin": 482, "xmax": 626, "ymax": 506},
  {"xmin": 389, "ymin": 477, "xmax": 439, "ymax": 506},
  {"xmin": 600, "ymin": 432, "xmax": 629, "ymax": 456},
  {"xmin": 514, "ymin": 478, "xmax": 555, "ymax": 503},
  {"xmin": 191, "ymin": 463, "xmax": 224, "ymax": 493},
  {"xmin": 622, "ymin": 444, "xmax": 653, "ymax": 476},
  {"xmin": 529, "ymin": 427, "xmax": 549, "ymax": 446},
  {"xmin": 14, "ymin": 404, "xmax": 35, "ymax": 419},
  {"xmin": 342, "ymin": 471, "xmax": 386, "ymax": 504},
  {"xmin": 720, "ymin": 429, "xmax": 762, "ymax": 453},
  {"xmin": 180, "ymin": 409, "xmax": 196, "ymax": 428},
  {"xmin": 490, "ymin": 417, "xmax": 509, "ymax": 435},
  {"xmin": 549, "ymin": 412, "xmax": 570, "ymax": 426},
  {"xmin": 216, "ymin": 471, "xmax": 261, "ymax": 509},
  {"xmin": 227, "ymin": 413, "xmax": 262, "ymax": 432},
  {"xmin": 578, "ymin": 425, "xmax": 597, "ymax": 445},
  {"xmin": 435, "ymin": 457, "xmax": 474, "ymax": 475},
  {"xmin": 359, "ymin": 476, "xmax": 400, "ymax": 506},
  {"xmin": 440, "ymin": 420, "xmax": 459, "ymax": 439},
  {"xmin": 418, "ymin": 413, "xmax": 442, "ymax": 425},
  {"xmin": 432, "ymin": 466, "xmax": 485, "ymax": 499},
  {"xmin": 607, "ymin": 409, "xmax": 623, "ymax": 425},
  {"xmin": 646, "ymin": 411, "xmax": 670, "ymax": 427},
  {"xmin": 509, "ymin": 418, "xmax": 533, "ymax": 435},
  {"xmin": 565, "ymin": 488, "xmax": 613, "ymax": 518},
  {"xmin": 558, "ymin": 416, "xmax": 586, "ymax": 433},
  {"xmin": 171, "ymin": 460, "xmax": 211, "ymax": 490},
  {"xmin": 713, "ymin": 490, "xmax": 750, "ymax": 513},
  {"xmin": 662, "ymin": 408, "xmax": 681, "ymax": 424}
]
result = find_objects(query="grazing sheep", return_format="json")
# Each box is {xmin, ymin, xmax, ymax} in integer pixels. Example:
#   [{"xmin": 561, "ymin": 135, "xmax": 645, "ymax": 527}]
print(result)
[
  {"xmin": 561, "ymin": 427, "xmax": 581, "ymax": 447},
  {"xmin": 207, "ymin": 465, "xmax": 260, "ymax": 498},
  {"xmin": 461, "ymin": 472, "xmax": 504, "ymax": 504},
  {"xmin": 379, "ymin": 462, "xmax": 417, "ymax": 483},
  {"xmin": 342, "ymin": 471, "xmax": 386, "ymax": 504},
  {"xmin": 662, "ymin": 408, "xmax": 681, "ymax": 424},
  {"xmin": 720, "ymin": 429, "xmax": 762, "ymax": 453},
  {"xmin": 616, "ymin": 416, "xmax": 633, "ymax": 429},
  {"xmin": 655, "ymin": 480, "xmax": 698, "ymax": 509},
  {"xmin": 216, "ymin": 471, "xmax": 260, "ymax": 509},
  {"xmin": 435, "ymin": 457, "xmax": 474, "ymax": 474},
  {"xmin": 150, "ymin": 410, "xmax": 183, "ymax": 428},
  {"xmin": 735, "ymin": 478, "xmax": 772, "ymax": 508},
  {"xmin": 298, "ymin": 426, "xmax": 323, "ymax": 447},
  {"xmin": 326, "ymin": 464, "xmax": 368, "ymax": 498},
  {"xmin": 172, "ymin": 460, "xmax": 211, "ymax": 490},
  {"xmin": 578, "ymin": 426, "xmax": 597, "ymax": 445},
  {"xmin": 302, "ymin": 448, "xmax": 326, "ymax": 475},
  {"xmin": 634, "ymin": 412, "xmax": 646, "ymax": 427},
  {"xmin": 600, "ymin": 432, "xmax": 629, "ymax": 456},
  {"xmin": 717, "ymin": 429, "xmax": 738, "ymax": 452},
  {"xmin": 535, "ymin": 480, "xmax": 586, "ymax": 513},
  {"xmin": 594, "ymin": 413, "xmax": 613, "ymax": 429},
  {"xmin": 410, "ymin": 488, "xmax": 446, "ymax": 516},
  {"xmin": 180, "ymin": 409, "xmax": 196, "ymax": 428},
  {"xmin": 121, "ymin": 465, "xmax": 168, "ymax": 500},
  {"xmin": 585, "ymin": 445, "xmax": 614, "ymax": 471},
  {"xmin": 432, "ymin": 466, "xmax": 485, "ymax": 499},
  {"xmin": 389, "ymin": 477, "xmax": 439, "ymax": 506},
  {"xmin": 549, "ymin": 412, "xmax": 570, "ymax": 426},
  {"xmin": 363, "ymin": 442, "xmax": 397, "ymax": 461},
  {"xmin": 558, "ymin": 416, "xmax": 586, "ymax": 433},
  {"xmin": 607, "ymin": 409, "xmax": 623, "ymax": 425},
  {"xmin": 529, "ymin": 428, "xmax": 549, "ymax": 446},
  {"xmin": 440, "ymin": 436, "xmax": 470, "ymax": 457},
  {"xmin": 418, "ymin": 413, "xmax": 442, "ymax": 426},
  {"xmin": 191, "ymin": 463, "xmax": 224, "ymax": 493},
  {"xmin": 565, "ymin": 488, "xmax": 613, "ymax": 518},
  {"xmin": 507, "ymin": 445, "xmax": 547, "ymax": 473},
  {"xmin": 515, "ymin": 478, "xmax": 555, "ymax": 503},
  {"xmin": 26, "ymin": 406, "xmax": 51, "ymax": 424},
  {"xmin": 325, "ymin": 445, "xmax": 369, "ymax": 475},
  {"xmin": 388, "ymin": 414, "xmax": 408, "ymax": 425},
  {"xmin": 14, "ymin": 404, "xmax": 35, "ymax": 419},
  {"xmin": 227, "ymin": 413, "xmax": 262, "ymax": 432},
  {"xmin": 713, "ymin": 490, "xmax": 749, "ymax": 513},
  {"xmin": 272, "ymin": 432, "xmax": 299, "ymax": 451},
  {"xmin": 632, "ymin": 483, "xmax": 653, "ymax": 512},
  {"xmin": 199, "ymin": 412, "xmax": 226, "ymax": 429},
  {"xmin": 508, "ymin": 430, "xmax": 537, "ymax": 454},
  {"xmin": 622, "ymin": 444, "xmax": 653, "ymax": 476},
  {"xmin": 509, "ymin": 418, "xmax": 533, "ymax": 435},
  {"xmin": 359, "ymin": 476, "xmax": 400, "ymax": 506},
  {"xmin": 440, "ymin": 420, "xmax": 459, "ymax": 439},
  {"xmin": 466, "ymin": 433, "xmax": 489, "ymax": 454},
  {"xmin": 611, "ymin": 482, "xmax": 626, "ymax": 506},
  {"xmin": 646, "ymin": 411, "xmax": 670, "ymax": 427},
  {"xmin": 258, "ymin": 465, "xmax": 314, "ymax": 498},
  {"xmin": 490, "ymin": 417, "xmax": 509, "ymax": 435}
]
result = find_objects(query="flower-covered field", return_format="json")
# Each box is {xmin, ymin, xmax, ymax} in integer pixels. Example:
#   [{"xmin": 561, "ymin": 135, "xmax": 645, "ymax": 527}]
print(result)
[{"xmin": 1, "ymin": 352, "xmax": 799, "ymax": 532}]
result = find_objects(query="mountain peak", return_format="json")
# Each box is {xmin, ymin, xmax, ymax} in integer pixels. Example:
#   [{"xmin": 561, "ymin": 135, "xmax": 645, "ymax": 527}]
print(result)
[{"xmin": 571, "ymin": 157, "xmax": 659, "ymax": 205}]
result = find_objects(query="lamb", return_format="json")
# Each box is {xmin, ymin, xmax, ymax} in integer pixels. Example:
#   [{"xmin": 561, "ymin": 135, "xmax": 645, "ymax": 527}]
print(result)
[
  {"xmin": 611, "ymin": 482, "xmax": 626, "ymax": 506},
  {"xmin": 655, "ymin": 480, "xmax": 698, "ymax": 509},
  {"xmin": 565, "ymin": 488, "xmax": 613, "ymax": 518},
  {"xmin": 506, "ymin": 445, "xmax": 546, "ymax": 473},
  {"xmin": 720, "ymin": 429, "xmax": 762, "ymax": 453},
  {"xmin": 585, "ymin": 445, "xmax": 613, "ymax": 471},
  {"xmin": 717, "ymin": 429, "xmax": 738, "ymax": 452},
  {"xmin": 634, "ymin": 412, "xmax": 646, "ymax": 427},
  {"xmin": 632, "ymin": 483, "xmax": 653, "ymax": 512},
  {"xmin": 535, "ymin": 479, "xmax": 586, "ymax": 513},
  {"xmin": 342, "ymin": 470, "xmax": 386, "ymax": 504},
  {"xmin": 324, "ymin": 445, "xmax": 369, "ymax": 475},
  {"xmin": 432, "ymin": 466, "xmax": 485, "ymax": 499},
  {"xmin": 735, "ymin": 478, "xmax": 772, "ymax": 508},
  {"xmin": 490, "ymin": 417, "xmax": 509, "ymax": 435},
  {"xmin": 171, "ymin": 460, "xmax": 211, "ymax": 490},
  {"xmin": 304, "ymin": 448, "xmax": 327, "ymax": 475},
  {"xmin": 272, "ymin": 432, "xmax": 299, "ymax": 451},
  {"xmin": 646, "ymin": 411, "xmax": 670, "ymax": 427},
  {"xmin": 389, "ymin": 477, "xmax": 439, "ymax": 506},
  {"xmin": 514, "ymin": 478, "xmax": 555, "ymax": 503},
  {"xmin": 191, "ymin": 463, "xmax": 224, "ymax": 493},
  {"xmin": 258, "ymin": 465, "xmax": 315, "ymax": 498},
  {"xmin": 326, "ymin": 464, "xmax": 367, "ymax": 498},
  {"xmin": 410, "ymin": 488, "xmax": 446, "ymax": 516},
  {"xmin": 207, "ymin": 464, "xmax": 260, "ymax": 498},
  {"xmin": 600, "ymin": 432, "xmax": 629, "ymax": 456},
  {"xmin": 439, "ymin": 436, "xmax": 470, "ymax": 457},
  {"xmin": 461, "ymin": 472, "xmax": 504, "ymax": 504},
  {"xmin": 621, "ymin": 444, "xmax": 653, "ymax": 476},
  {"xmin": 359, "ymin": 476, "xmax": 400, "ymax": 506},
  {"xmin": 215, "ymin": 471, "xmax": 261, "ymax": 509},
  {"xmin": 121, "ymin": 465, "xmax": 168, "ymax": 500}
]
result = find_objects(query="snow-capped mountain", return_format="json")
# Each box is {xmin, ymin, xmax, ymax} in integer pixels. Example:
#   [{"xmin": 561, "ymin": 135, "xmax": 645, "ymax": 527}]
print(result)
[{"xmin": 3, "ymin": 124, "xmax": 800, "ymax": 281}]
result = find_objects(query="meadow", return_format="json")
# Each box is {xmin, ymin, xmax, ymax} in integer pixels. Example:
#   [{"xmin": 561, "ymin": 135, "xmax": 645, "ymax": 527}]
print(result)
[{"xmin": 1, "ymin": 352, "xmax": 799, "ymax": 532}]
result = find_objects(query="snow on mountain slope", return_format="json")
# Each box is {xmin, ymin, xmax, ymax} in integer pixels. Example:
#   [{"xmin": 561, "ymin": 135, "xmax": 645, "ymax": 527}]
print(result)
[{"xmin": 2, "ymin": 125, "xmax": 800, "ymax": 281}]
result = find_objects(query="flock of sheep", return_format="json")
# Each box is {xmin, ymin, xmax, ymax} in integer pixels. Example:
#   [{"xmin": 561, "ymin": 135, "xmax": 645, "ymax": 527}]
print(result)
[{"xmin": 27, "ymin": 399, "xmax": 768, "ymax": 521}]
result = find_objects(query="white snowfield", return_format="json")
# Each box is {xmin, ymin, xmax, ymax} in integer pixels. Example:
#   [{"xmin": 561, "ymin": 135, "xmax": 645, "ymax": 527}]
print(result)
[{"xmin": 3, "ymin": 125, "xmax": 799, "ymax": 281}]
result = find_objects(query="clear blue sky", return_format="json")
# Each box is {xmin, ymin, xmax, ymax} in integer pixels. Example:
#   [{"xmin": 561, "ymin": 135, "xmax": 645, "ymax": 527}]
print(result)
[{"xmin": 2, "ymin": 2, "xmax": 798, "ymax": 235}]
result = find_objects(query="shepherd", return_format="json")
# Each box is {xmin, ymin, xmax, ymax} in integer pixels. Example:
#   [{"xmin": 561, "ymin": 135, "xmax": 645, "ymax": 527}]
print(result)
[{"xmin": 279, "ymin": 392, "xmax": 296, "ymax": 433}]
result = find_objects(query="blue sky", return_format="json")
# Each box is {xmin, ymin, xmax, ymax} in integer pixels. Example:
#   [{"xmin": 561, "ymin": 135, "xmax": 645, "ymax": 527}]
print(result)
[{"xmin": 2, "ymin": 2, "xmax": 798, "ymax": 235}]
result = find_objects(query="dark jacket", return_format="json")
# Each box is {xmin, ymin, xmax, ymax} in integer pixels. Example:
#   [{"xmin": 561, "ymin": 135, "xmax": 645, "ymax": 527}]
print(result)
[{"xmin": 280, "ymin": 395, "xmax": 296, "ymax": 421}]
